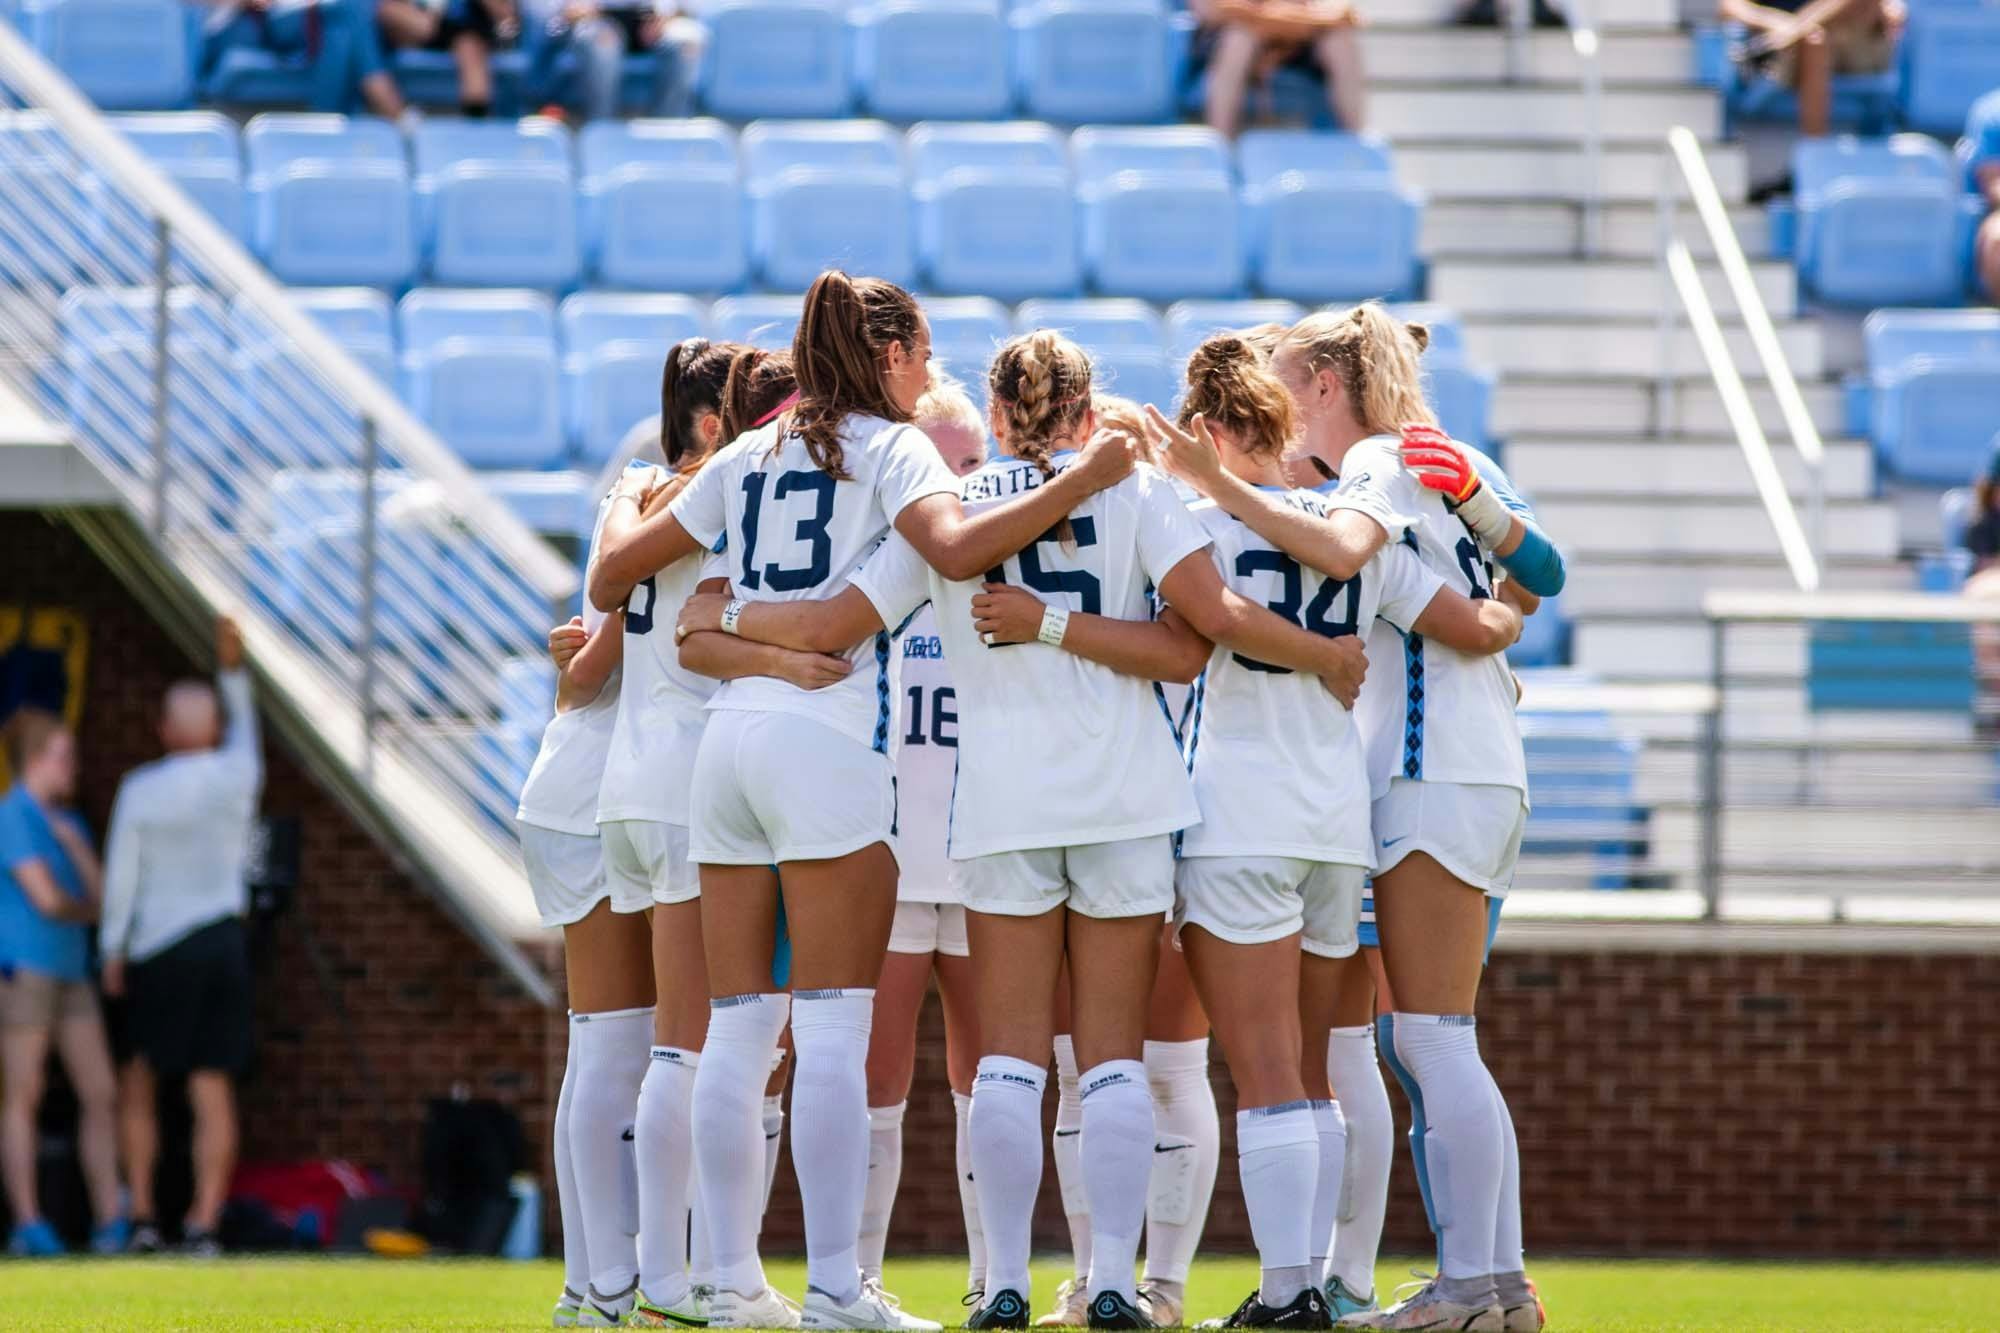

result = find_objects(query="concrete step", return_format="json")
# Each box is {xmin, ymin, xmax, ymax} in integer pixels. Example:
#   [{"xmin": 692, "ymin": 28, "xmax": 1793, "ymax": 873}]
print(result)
[
  {"xmin": 1363, "ymin": 28, "xmax": 1692, "ymax": 82},
  {"xmin": 1366, "ymin": 0, "xmax": 1681, "ymax": 30},
  {"xmin": 1491, "ymin": 376, "xmax": 1845, "ymax": 437},
  {"xmin": 1634, "ymin": 746, "xmax": 2000, "ymax": 807},
  {"xmin": 1532, "ymin": 494, "xmax": 1899, "ymax": 559},
  {"xmin": 1399, "ymin": 141, "xmax": 1744, "ymax": 205},
  {"xmin": 1462, "ymin": 317, "xmax": 1823, "ymax": 378},
  {"xmin": 1432, "ymin": 257, "xmax": 1795, "ymax": 319},
  {"xmin": 1374, "ymin": 85, "xmax": 1721, "ymax": 143},
  {"xmin": 1648, "ymin": 806, "xmax": 2000, "ymax": 870},
  {"xmin": 1502, "ymin": 436, "xmax": 1874, "ymax": 500},
  {"xmin": 1422, "ymin": 200, "xmax": 1772, "ymax": 260},
  {"xmin": 1547, "ymin": 556, "xmax": 1908, "ymax": 616}
]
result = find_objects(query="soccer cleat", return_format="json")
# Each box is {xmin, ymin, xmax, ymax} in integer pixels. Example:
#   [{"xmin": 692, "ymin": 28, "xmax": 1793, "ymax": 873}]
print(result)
[
  {"xmin": 1498, "ymin": 1281, "xmax": 1544, "ymax": 1333},
  {"xmin": 1036, "ymin": 1280, "xmax": 1089, "ymax": 1327},
  {"xmin": 801, "ymin": 1280, "xmax": 942, "ymax": 1331},
  {"xmin": 1323, "ymin": 1279, "xmax": 1376, "ymax": 1321},
  {"xmin": 967, "ymin": 1288, "xmax": 1032, "ymax": 1330},
  {"xmin": 1198, "ymin": 1287, "xmax": 1333, "ymax": 1329},
  {"xmin": 709, "ymin": 1285, "xmax": 803, "ymax": 1330},
  {"xmin": 1336, "ymin": 1277, "xmax": 1501, "ymax": 1332},
  {"xmin": 578, "ymin": 1282, "xmax": 637, "ymax": 1327},
  {"xmin": 1136, "ymin": 1283, "xmax": 1183, "ymax": 1329},
  {"xmin": 7, "ymin": 1218, "xmax": 65, "ymax": 1257},
  {"xmin": 180, "ymin": 1227, "xmax": 223, "ymax": 1259},
  {"xmin": 554, "ymin": 1286, "xmax": 585, "ymax": 1327},
  {"xmin": 90, "ymin": 1217, "xmax": 132, "ymax": 1255},
  {"xmin": 1087, "ymin": 1290, "xmax": 1155, "ymax": 1330},
  {"xmin": 630, "ymin": 1285, "xmax": 711, "ymax": 1328},
  {"xmin": 126, "ymin": 1221, "xmax": 164, "ymax": 1254}
]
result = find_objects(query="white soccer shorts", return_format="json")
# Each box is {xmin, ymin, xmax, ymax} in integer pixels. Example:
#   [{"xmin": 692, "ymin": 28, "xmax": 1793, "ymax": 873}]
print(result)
[
  {"xmin": 887, "ymin": 900, "xmax": 970, "ymax": 957},
  {"xmin": 518, "ymin": 824, "xmax": 616, "ymax": 928},
  {"xmin": 688, "ymin": 709, "xmax": 897, "ymax": 865},
  {"xmin": 1174, "ymin": 856, "xmax": 1366, "ymax": 959},
  {"xmin": 1370, "ymin": 778, "xmax": 1528, "ymax": 898},
  {"xmin": 951, "ymin": 834, "xmax": 1176, "ymax": 920},
  {"xmin": 600, "ymin": 818, "xmax": 698, "ymax": 908}
]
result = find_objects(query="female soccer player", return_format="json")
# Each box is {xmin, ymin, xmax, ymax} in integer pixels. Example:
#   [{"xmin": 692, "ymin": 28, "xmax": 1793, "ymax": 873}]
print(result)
[
  {"xmin": 1154, "ymin": 305, "xmax": 1563, "ymax": 1332},
  {"xmin": 671, "ymin": 328, "xmax": 1369, "ymax": 1331},
  {"xmin": 591, "ymin": 273, "xmax": 1140, "ymax": 1332}
]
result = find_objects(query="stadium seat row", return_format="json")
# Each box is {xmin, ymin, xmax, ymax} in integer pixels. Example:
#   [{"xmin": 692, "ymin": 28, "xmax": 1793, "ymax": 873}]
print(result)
[
  {"xmin": 61, "ymin": 113, "xmax": 1422, "ymax": 304},
  {"xmin": 20, "ymin": 0, "xmax": 1206, "ymax": 124},
  {"xmin": 1855, "ymin": 308, "xmax": 2000, "ymax": 486},
  {"xmin": 52, "ymin": 285, "xmax": 1492, "ymax": 472}
]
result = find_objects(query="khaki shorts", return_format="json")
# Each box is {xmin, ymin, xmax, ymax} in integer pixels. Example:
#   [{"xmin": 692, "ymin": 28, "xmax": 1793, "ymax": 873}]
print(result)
[
  {"xmin": 0, "ymin": 969, "xmax": 100, "ymax": 1028},
  {"xmin": 1769, "ymin": 23, "xmax": 1894, "ymax": 87}
]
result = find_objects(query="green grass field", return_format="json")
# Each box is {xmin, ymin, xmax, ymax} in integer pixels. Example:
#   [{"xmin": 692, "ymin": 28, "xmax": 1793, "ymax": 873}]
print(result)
[{"xmin": 0, "ymin": 1255, "xmax": 1992, "ymax": 1331}]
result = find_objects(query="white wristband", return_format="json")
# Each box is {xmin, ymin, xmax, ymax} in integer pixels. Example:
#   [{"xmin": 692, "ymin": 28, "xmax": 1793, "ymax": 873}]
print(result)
[
  {"xmin": 720, "ymin": 599, "xmax": 747, "ymax": 636},
  {"xmin": 1038, "ymin": 604, "xmax": 1070, "ymax": 647},
  {"xmin": 1454, "ymin": 481, "xmax": 1513, "ymax": 552}
]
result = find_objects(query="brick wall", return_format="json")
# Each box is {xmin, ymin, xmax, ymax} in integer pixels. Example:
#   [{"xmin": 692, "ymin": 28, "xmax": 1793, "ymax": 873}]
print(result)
[{"xmin": 9, "ymin": 510, "xmax": 1997, "ymax": 1258}]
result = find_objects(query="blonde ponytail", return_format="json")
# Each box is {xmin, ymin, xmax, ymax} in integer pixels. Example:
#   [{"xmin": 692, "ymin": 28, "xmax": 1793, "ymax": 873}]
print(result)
[{"xmin": 1280, "ymin": 302, "xmax": 1436, "ymax": 437}]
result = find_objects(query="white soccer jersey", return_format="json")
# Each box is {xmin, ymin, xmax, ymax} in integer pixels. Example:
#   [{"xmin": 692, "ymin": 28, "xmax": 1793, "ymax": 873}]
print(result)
[
  {"xmin": 668, "ymin": 414, "xmax": 960, "ymax": 751},
  {"xmin": 890, "ymin": 605, "xmax": 959, "ymax": 902},
  {"xmin": 1178, "ymin": 491, "xmax": 1444, "ymax": 865},
  {"xmin": 517, "ymin": 493, "xmax": 622, "ymax": 837},
  {"xmin": 854, "ymin": 455, "xmax": 1207, "ymax": 860},
  {"xmin": 1331, "ymin": 434, "xmax": 1528, "ymax": 800},
  {"xmin": 596, "ymin": 532, "xmax": 729, "ymax": 827}
]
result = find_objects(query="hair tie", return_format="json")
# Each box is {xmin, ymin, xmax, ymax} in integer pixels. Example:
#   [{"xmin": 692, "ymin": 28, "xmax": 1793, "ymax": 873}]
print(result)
[{"xmin": 754, "ymin": 390, "xmax": 801, "ymax": 428}]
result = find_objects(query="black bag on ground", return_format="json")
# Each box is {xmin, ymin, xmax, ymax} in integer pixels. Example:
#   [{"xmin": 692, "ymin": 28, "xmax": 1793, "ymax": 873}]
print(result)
[{"xmin": 416, "ymin": 1097, "xmax": 522, "ymax": 1255}]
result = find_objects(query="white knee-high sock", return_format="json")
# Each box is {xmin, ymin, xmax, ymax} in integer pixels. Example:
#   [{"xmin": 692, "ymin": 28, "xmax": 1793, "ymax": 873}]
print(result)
[
  {"xmin": 970, "ymin": 1055, "xmax": 1047, "ymax": 1301},
  {"xmin": 1491, "ymin": 1083, "xmax": 1529, "ymax": 1306},
  {"xmin": 761, "ymin": 1093, "xmax": 785, "ymax": 1217},
  {"xmin": 953, "ymin": 1090, "xmax": 987, "ymax": 1295},
  {"xmin": 1141, "ymin": 1038, "xmax": 1220, "ymax": 1289},
  {"xmin": 635, "ymin": 1047, "xmax": 699, "ymax": 1303},
  {"xmin": 1080, "ymin": 1059, "xmax": 1153, "ymax": 1304},
  {"xmin": 567, "ymin": 1007, "xmax": 652, "ymax": 1302},
  {"xmin": 790, "ymin": 988, "xmax": 874, "ymax": 1305},
  {"xmin": 1325, "ymin": 1025, "xmax": 1391, "ymax": 1300},
  {"xmin": 690, "ymin": 994, "xmax": 789, "ymax": 1298},
  {"xmin": 1051, "ymin": 1035, "xmax": 1090, "ymax": 1284},
  {"xmin": 858, "ymin": 1101, "xmax": 906, "ymax": 1281},
  {"xmin": 687, "ymin": 1172, "xmax": 713, "ymax": 1289},
  {"xmin": 554, "ymin": 1026, "xmax": 590, "ymax": 1301},
  {"xmin": 1237, "ymin": 1102, "xmax": 1320, "ymax": 1307},
  {"xmin": 1307, "ymin": 1099, "xmax": 1345, "ymax": 1282},
  {"xmin": 1391, "ymin": 1015, "xmax": 1504, "ymax": 1308}
]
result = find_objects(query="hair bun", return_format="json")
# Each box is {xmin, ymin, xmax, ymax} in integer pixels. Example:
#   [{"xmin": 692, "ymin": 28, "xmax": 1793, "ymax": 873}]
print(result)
[{"xmin": 1404, "ymin": 322, "xmax": 1430, "ymax": 353}]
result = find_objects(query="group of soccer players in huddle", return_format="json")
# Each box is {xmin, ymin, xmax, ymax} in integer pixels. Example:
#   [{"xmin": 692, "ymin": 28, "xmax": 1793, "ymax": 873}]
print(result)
[{"xmin": 515, "ymin": 268, "xmax": 1568, "ymax": 1333}]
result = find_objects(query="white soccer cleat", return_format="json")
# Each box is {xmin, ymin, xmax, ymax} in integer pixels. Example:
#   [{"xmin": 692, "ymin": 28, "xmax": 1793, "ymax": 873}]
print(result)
[
  {"xmin": 629, "ymin": 1284, "xmax": 712, "ymax": 1328},
  {"xmin": 1136, "ymin": 1283, "xmax": 1183, "ymax": 1329},
  {"xmin": 709, "ymin": 1284, "xmax": 803, "ymax": 1330},
  {"xmin": 1034, "ymin": 1278, "xmax": 1090, "ymax": 1327},
  {"xmin": 553, "ymin": 1287, "xmax": 585, "ymax": 1327},
  {"xmin": 1337, "ymin": 1277, "xmax": 1502, "ymax": 1332},
  {"xmin": 800, "ymin": 1279, "xmax": 943, "ymax": 1331},
  {"xmin": 1498, "ymin": 1281, "xmax": 1545, "ymax": 1333},
  {"xmin": 577, "ymin": 1283, "xmax": 637, "ymax": 1327}
]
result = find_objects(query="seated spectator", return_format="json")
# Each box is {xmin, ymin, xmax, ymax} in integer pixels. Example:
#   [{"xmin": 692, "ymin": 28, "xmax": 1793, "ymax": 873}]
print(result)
[
  {"xmin": 194, "ymin": 0, "xmax": 406, "ymax": 118},
  {"xmin": 1, "ymin": 711, "xmax": 126, "ymax": 1259},
  {"xmin": 1453, "ymin": 0, "xmax": 1565, "ymax": 28},
  {"xmin": 1967, "ymin": 437, "xmax": 2000, "ymax": 732},
  {"xmin": 528, "ymin": 1, "xmax": 705, "ymax": 122},
  {"xmin": 1966, "ymin": 435, "xmax": 2000, "ymax": 574},
  {"xmin": 1968, "ymin": 93, "xmax": 2000, "ymax": 304},
  {"xmin": 1194, "ymin": 0, "xmax": 1367, "ymax": 137},
  {"xmin": 1719, "ymin": 0, "xmax": 1904, "ymax": 138},
  {"xmin": 379, "ymin": 0, "xmax": 521, "ymax": 116}
]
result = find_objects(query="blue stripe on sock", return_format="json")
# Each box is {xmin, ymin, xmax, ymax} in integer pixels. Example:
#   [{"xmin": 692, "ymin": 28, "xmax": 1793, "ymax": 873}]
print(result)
[{"xmin": 1377, "ymin": 1013, "xmax": 1443, "ymax": 1268}]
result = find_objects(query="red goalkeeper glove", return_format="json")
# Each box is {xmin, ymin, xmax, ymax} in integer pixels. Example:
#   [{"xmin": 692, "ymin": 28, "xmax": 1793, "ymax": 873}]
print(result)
[{"xmin": 1398, "ymin": 422, "xmax": 1511, "ymax": 549}]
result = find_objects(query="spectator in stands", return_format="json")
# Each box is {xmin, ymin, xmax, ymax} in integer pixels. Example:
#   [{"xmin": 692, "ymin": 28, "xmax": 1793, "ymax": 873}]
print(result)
[
  {"xmin": 1194, "ymin": 0, "xmax": 1368, "ymax": 136},
  {"xmin": 1967, "ymin": 91, "xmax": 2000, "ymax": 304},
  {"xmin": 99, "ymin": 617, "xmax": 262, "ymax": 1256},
  {"xmin": 1719, "ymin": 0, "xmax": 1904, "ymax": 138},
  {"xmin": 527, "ymin": 0, "xmax": 706, "ymax": 121},
  {"xmin": 194, "ymin": 1, "xmax": 407, "ymax": 118},
  {"xmin": 1966, "ymin": 436, "xmax": 2000, "ymax": 572},
  {"xmin": 1, "ymin": 711, "xmax": 126, "ymax": 1259},
  {"xmin": 379, "ymin": 0, "xmax": 521, "ymax": 117},
  {"xmin": 1452, "ymin": 0, "xmax": 1564, "ymax": 27}
]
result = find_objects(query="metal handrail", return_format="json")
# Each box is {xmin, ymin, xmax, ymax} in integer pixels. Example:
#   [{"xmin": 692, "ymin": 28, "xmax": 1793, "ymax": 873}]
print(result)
[
  {"xmin": 1570, "ymin": 0, "xmax": 1603, "ymax": 256},
  {"xmin": 1656, "ymin": 123, "xmax": 1828, "ymax": 582}
]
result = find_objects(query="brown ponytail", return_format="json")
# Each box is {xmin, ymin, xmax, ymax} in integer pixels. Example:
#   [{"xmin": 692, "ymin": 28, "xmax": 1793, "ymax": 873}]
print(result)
[
  {"xmin": 1278, "ymin": 302, "xmax": 1435, "ymax": 437},
  {"xmin": 1178, "ymin": 332, "xmax": 1297, "ymax": 460},
  {"xmin": 721, "ymin": 347, "xmax": 798, "ymax": 443},
  {"xmin": 660, "ymin": 337, "xmax": 742, "ymax": 469},
  {"xmin": 790, "ymin": 270, "xmax": 924, "ymax": 480}
]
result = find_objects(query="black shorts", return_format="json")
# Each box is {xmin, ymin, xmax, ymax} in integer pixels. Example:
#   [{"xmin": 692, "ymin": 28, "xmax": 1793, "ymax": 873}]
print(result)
[{"xmin": 126, "ymin": 918, "xmax": 252, "ymax": 1077}]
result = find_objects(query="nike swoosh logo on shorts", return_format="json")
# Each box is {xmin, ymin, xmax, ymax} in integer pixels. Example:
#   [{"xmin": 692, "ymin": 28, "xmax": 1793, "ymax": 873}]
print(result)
[{"xmin": 1381, "ymin": 835, "xmax": 1407, "ymax": 848}]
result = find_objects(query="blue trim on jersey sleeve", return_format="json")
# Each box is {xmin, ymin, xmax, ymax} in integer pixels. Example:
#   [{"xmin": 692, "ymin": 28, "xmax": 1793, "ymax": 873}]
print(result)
[
  {"xmin": 1467, "ymin": 448, "xmax": 1566, "ymax": 597},
  {"xmin": 871, "ymin": 631, "xmax": 892, "ymax": 753},
  {"xmin": 1401, "ymin": 633, "xmax": 1426, "ymax": 781}
]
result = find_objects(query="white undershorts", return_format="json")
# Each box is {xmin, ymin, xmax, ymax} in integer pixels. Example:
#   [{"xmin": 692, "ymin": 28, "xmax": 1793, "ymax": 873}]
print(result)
[
  {"xmin": 951, "ymin": 835, "xmax": 1176, "ymax": 920},
  {"xmin": 688, "ymin": 709, "xmax": 896, "ymax": 865},
  {"xmin": 518, "ymin": 823, "xmax": 616, "ymax": 928},
  {"xmin": 1371, "ymin": 778, "xmax": 1528, "ymax": 899},
  {"xmin": 887, "ymin": 900, "xmax": 970, "ymax": 957},
  {"xmin": 601, "ymin": 818, "xmax": 697, "ymax": 907},
  {"xmin": 1174, "ymin": 856, "xmax": 1366, "ymax": 958}
]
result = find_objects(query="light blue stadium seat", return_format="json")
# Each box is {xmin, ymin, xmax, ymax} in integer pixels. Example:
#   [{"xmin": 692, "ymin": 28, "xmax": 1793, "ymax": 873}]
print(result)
[
  {"xmin": 1237, "ymin": 129, "xmax": 1394, "ymax": 184},
  {"xmin": 1808, "ymin": 619, "xmax": 1975, "ymax": 711},
  {"xmin": 1080, "ymin": 169, "xmax": 1244, "ymax": 300},
  {"xmin": 24, "ymin": 0, "xmax": 192, "ymax": 110},
  {"xmin": 1507, "ymin": 592, "xmax": 1569, "ymax": 668},
  {"xmin": 1011, "ymin": 0, "xmax": 1174, "ymax": 124},
  {"xmin": 1793, "ymin": 136, "xmax": 1972, "ymax": 307},
  {"xmin": 926, "ymin": 296, "xmax": 1012, "ymax": 389},
  {"xmin": 230, "ymin": 290, "xmax": 395, "ymax": 469},
  {"xmin": 740, "ymin": 120, "xmax": 902, "ymax": 178},
  {"xmin": 245, "ymin": 114, "xmax": 416, "ymax": 289},
  {"xmin": 100, "ymin": 112, "xmax": 245, "ymax": 241},
  {"xmin": 1389, "ymin": 301, "xmax": 1466, "ymax": 359},
  {"xmin": 907, "ymin": 122, "xmax": 1067, "ymax": 178},
  {"xmin": 413, "ymin": 118, "xmax": 579, "ymax": 290},
  {"xmin": 0, "ymin": 111, "xmax": 90, "ymax": 289},
  {"xmin": 398, "ymin": 289, "xmax": 565, "ymax": 468},
  {"xmin": 917, "ymin": 167, "xmax": 1079, "ymax": 300},
  {"xmin": 283, "ymin": 287, "xmax": 397, "ymax": 350},
  {"xmin": 1164, "ymin": 300, "xmax": 1305, "ymax": 363},
  {"xmin": 559, "ymin": 293, "xmax": 707, "ymax": 464},
  {"xmin": 484, "ymin": 470, "xmax": 596, "ymax": 543},
  {"xmin": 1864, "ymin": 308, "xmax": 2000, "ymax": 484},
  {"xmin": 578, "ymin": 119, "xmax": 746, "ymax": 291},
  {"xmin": 703, "ymin": 0, "xmax": 854, "ymax": 119},
  {"xmin": 750, "ymin": 166, "xmax": 916, "ymax": 291},
  {"xmin": 1424, "ymin": 359, "xmax": 1497, "ymax": 453},
  {"xmin": 712, "ymin": 294, "xmax": 803, "ymax": 349},
  {"xmin": 1247, "ymin": 172, "xmax": 1421, "ymax": 302},
  {"xmin": 1072, "ymin": 126, "xmax": 1231, "ymax": 178},
  {"xmin": 1091, "ymin": 346, "xmax": 1178, "ymax": 412},
  {"xmin": 1901, "ymin": 9, "xmax": 2000, "ymax": 136},
  {"xmin": 1015, "ymin": 297, "xmax": 1162, "ymax": 347},
  {"xmin": 852, "ymin": 2, "xmax": 1013, "ymax": 121},
  {"xmin": 1518, "ymin": 712, "xmax": 1645, "ymax": 885}
]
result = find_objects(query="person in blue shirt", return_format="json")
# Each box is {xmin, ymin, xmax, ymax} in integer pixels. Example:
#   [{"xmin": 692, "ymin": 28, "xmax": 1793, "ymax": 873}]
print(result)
[{"xmin": 0, "ymin": 709, "xmax": 127, "ymax": 1258}]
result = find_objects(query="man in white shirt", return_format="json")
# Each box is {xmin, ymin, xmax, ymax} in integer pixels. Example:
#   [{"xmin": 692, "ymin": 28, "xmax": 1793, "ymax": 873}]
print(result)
[{"xmin": 100, "ymin": 616, "xmax": 263, "ymax": 1256}]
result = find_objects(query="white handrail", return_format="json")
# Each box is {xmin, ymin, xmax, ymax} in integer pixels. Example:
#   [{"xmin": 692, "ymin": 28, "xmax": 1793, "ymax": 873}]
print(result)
[
  {"xmin": 1571, "ymin": 0, "xmax": 1603, "ymax": 256},
  {"xmin": 0, "ymin": 24, "xmax": 576, "ymax": 601}
]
